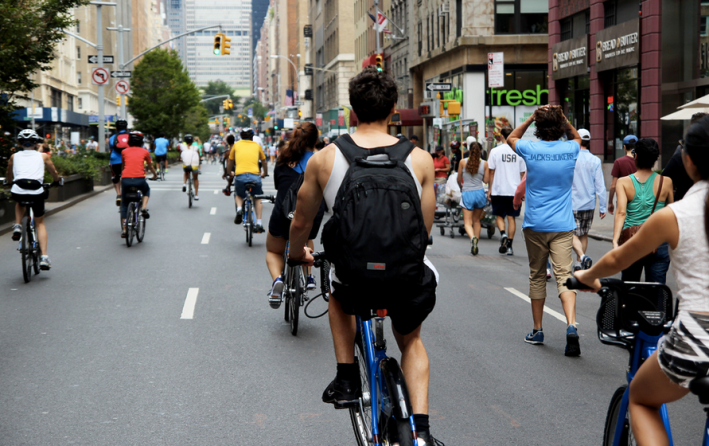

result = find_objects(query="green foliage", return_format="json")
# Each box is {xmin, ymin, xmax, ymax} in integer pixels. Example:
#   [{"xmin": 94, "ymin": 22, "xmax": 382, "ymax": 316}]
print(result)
[
  {"xmin": 0, "ymin": 0, "xmax": 88, "ymax": 175},
  {"xmin": 183, "ymin": 105, "xmax": 211, "ymax": 142},
  {"xmin": 48, "ymin": 153, "xmax": 106, "ymax": 181},
  {"xmin": 242, "ymin": 97, "xmax": 268, "ymax": 120},
  {"xmin": 128, "ymin": 49, "xmax": 207, "ymax": 140},
  {"xmin": 203, "ymin": 80, "xmax": 239, "ymax": 116}
]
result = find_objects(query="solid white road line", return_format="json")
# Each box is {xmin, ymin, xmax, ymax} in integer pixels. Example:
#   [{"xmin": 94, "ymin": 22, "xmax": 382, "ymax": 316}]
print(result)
[
  {"xmin": 504, "ymin": 287, "xmax": 569, "ymax": 324},
  {"xmin": 210, "ymin": 207, "xmax": 217, "ymax": 215},
  {"xmin": 180, "ymin": 288, "xmax": 199, "ymax": 320},
  {"xmin": 201, "ymin": 232, "xmax": 211, "ymax": 244},
  {"xmin": 214, "ymin": 189, "xmax": 218, "ymax": 194}
]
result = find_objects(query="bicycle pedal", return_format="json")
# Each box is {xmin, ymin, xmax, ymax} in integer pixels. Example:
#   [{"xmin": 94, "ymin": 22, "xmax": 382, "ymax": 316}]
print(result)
[{"xmin": 333, "ymin": 400, "xmax": 359, "ymax": 410}]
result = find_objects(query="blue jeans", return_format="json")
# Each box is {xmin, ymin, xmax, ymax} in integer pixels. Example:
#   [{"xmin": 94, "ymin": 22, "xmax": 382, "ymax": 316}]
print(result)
[
  {"xmin": 621, "ymin": 242, "xmax": 670, "ymax": 284},
  {"xmin": 120, "ymin": 177, "xmax": 150, "ymax": 219}
]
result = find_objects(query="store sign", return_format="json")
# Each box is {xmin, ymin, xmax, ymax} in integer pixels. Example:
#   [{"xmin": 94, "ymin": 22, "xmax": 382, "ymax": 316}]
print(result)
[
  {"xmin": 552, "ymin": 35, "xmax": 588, "ymax": 80},
  {"xmin": 487, "ymin": 85, "xmax": 548, "ymax": 106},
  {"xmin": 595, "ymin": 19, "xmax": 640, "ymax": 72},
  {"xmin": 488, "ymin": 52, "xmax": 504, "ymax": 88}
]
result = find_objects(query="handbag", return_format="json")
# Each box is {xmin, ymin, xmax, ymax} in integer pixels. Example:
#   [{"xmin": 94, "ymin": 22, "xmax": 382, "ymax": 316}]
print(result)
[{"xmin": 618, "ymin": 175, "xmax": 664, "ymax": 247}]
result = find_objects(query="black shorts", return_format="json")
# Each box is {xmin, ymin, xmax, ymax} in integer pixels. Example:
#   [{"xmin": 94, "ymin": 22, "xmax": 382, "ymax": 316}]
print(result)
[
  {"xmin": 12, "ymin": 193, "xmax": 46, "ymax": 218},
  {"xmin": 184, "ymin": 166, "xmax": 198, "ymax": 174},
  {"xmin": 491, "ymin": 195, "xmax": 520, "ymax": 218},
  {"xmin": 155, "ymin": 155, "xmax": 167, "ymax": 163},
  {"xmin": 330, "ymin": 261, "xmax": 438, "ymax": 335},
  {"xmin": 110, "ymin": 163, "xmax": 122, "ymax": 183},
  {"xmin": 268, "ymin": 201, "xmax": 326, "ymax": 240}
]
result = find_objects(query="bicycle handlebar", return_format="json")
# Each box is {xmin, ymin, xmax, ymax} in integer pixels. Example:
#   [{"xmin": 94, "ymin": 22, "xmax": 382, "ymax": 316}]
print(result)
[
  {"xmin": 253, "ymin": 194, "xmax": 275, "ymax": 202},
  {"xmin": 565, "ymin": 277, "xmax": 624, "ymax": 291},
  {"xmin": 287, "ymin": 250, "xmax": 326, "ymax": 267}
]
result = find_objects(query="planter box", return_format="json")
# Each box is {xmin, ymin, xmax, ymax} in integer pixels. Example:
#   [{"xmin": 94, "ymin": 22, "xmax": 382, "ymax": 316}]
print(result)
[
  {"xmin": 47, "ymin": 173, "xmax": 94, "ymax": 202},
  {"xmin": 94, "ymin": 166, "xmax": 112, "ymax": 186},
  {"xmin": 0, "ymin": 196, "xmax": 15, "ymax": 226}
]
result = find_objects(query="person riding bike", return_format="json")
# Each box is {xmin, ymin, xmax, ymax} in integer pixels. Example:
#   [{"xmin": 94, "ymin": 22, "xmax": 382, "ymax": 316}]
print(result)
[
  {"xmin": 120, "ymin": 132, "xmax": 157, "ymax": 238},
  {"xmin": 109, "ymin": 119, "xmax": 130, "ymax": 206},
  {"xmin": 153, "ymin": 133, "xmax": 170, "ymax": 175},
  {"xmin": 574, "ymin": 116, "xmax": 709, "ymax": 446},
  {"xmin": 287, "ymin": 67, "xmax": 442, "ymax": 445},
  {"xmin": 6, "ymin": 130, "xmax": 61, "ymax": 270},
  {"xmin": 181, "ymin": 134, "xmax": 200, "ymax": 200},
  {"xmin": 226, "ymin": 128, "xmax": 268, "ymax": 232}
]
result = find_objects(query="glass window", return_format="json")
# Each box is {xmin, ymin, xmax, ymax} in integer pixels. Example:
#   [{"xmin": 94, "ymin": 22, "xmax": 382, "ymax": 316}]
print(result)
[
  {"xmin": 77, "ymin": 71, "xmax": 81, "ymax": 85},
  {"xmin": 560, "ymin": 18, "xmax": 572, "ymax": 41},
  {"xmin": 605, "ymin": 68, "xmax": 639, "ymax": 161},
  {"xmin": 76, "ymin": 46, "xmax": 80, "ymax": 59},
  {"xmin": 495, "ymin": 0, "xmax": 548, "ymax": 34}
]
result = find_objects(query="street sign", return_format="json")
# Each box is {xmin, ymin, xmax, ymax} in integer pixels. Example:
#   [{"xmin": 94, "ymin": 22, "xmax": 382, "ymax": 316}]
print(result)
[
  {"xmin": 91, "ymin": 67, "xmax": 110, "ymax": 85},
  {"xmin": 488, "ymin": 52, "xmax": 504, "ymax": 88},
  {"xmin": 294, "ymin": 101, "xmax": 304, "ymax": 106},
  {"xmin": 425, "ymin": 82, "xmax": 452, "ymax": 92},
  {"xmin": 115, "ymin": 80, "xmax": 130, "ymax": 95},
  {"xmin": 88, "ymin": 55, "xmax": 114, "ymax": 64},
  {"xmin": 110, "ymin": 71, "xmax": 132, "ymax": 78}
]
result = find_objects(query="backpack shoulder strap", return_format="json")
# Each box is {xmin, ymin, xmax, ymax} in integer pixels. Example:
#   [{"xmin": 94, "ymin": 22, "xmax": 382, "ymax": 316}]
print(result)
[
  {"xmin": 383, "ymin": 140, "xmax": 416, "ymax": 162},
  {"xmin": 333, "ymin": 134, "xmax": 368, "ymax": 165}
]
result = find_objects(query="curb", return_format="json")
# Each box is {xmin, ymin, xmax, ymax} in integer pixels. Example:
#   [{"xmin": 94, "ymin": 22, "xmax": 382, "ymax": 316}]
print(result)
[
  {"xmin": 0, "ymin": 184, "xmax": 114, "ymax": 237},
  {"xmin": 588, "ymin": 231, "xmax": 613, "ymax": 242}
]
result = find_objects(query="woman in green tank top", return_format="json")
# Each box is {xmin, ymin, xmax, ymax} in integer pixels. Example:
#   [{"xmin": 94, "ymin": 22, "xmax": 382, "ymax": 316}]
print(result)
[{"xmin": 613, "ymin": 138, "xmax": 674, "ymax": 282}]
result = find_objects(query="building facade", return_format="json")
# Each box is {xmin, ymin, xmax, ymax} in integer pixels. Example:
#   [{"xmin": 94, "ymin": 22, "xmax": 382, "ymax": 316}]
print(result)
[
  {"xmin": 548, "ymin": 0, "xmax": 705, "ymax": 167},
  {"xmin": 166, "ymin": 0, "xmax": 187, "ymax": 60}
]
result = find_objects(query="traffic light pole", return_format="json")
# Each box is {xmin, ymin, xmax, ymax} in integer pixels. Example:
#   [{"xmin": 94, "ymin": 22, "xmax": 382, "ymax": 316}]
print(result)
[
  {"xmin": 107, "ymin": 24, "xmax": 131, "ymax": 120},
  {"xmin": 91, "ymin": 2, "xmax": 117, "ymax": 153},
  {"xmin": 374, "ymin": 0, "xmax": 382, "ymax": 54}
]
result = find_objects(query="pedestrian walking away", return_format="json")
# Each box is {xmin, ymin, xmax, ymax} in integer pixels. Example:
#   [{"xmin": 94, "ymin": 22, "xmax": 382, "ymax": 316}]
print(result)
[
  {"xmin": 508, "ymin": 104, "xmax": 582, "ymax": 357},
  {"xmin": 571, "ymin": 129, "xmax": 607, "ymax": 271},
  {"xmin": 487, "ymin": 125, "xmax": 526, "ymax": 256},
  {"xmin": 607, "ymin": 134, "xmax": 638, "ymax": 215},
  {"xmin": 457, "ymin": 141, "xmax": 489, "ymax": 256}
]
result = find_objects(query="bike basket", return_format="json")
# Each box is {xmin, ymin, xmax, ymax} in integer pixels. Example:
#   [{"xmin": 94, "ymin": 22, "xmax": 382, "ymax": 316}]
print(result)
[{"xmin": 596, "ymin": 283, "xmax": 676, "ymax": 346}]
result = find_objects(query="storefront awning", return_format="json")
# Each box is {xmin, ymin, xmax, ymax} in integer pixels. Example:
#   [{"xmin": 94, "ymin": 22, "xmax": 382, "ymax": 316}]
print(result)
[
  {"xmin": 661, "ymin": 107, "xmax": 709, "ymax": 120},
  {"xmin": 349, "ymin": 109, "xmax": 423, "ymax": 127}
]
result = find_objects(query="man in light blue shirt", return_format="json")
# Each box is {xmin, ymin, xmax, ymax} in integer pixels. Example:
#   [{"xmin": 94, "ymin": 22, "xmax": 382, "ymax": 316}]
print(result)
[
  {"xmin": 153, "ymin": 133, "xmax": 170, "ymax": 175},
  {"xmin": 571, "ymin": 129, "xmax": 607, "ymax": 271}
]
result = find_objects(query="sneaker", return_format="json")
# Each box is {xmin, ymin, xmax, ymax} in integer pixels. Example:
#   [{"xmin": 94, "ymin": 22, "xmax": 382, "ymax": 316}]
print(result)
[
  {"xmin": 269, "ymin": 277, "xmax": 284, "ymax": 309},
  {"xmin": 322, "ymin": 376, "xmax": 361, "ymax": 408},
  {"xmin": 39, "ymin": 255, "xmax": 51, "ymax": 271},
  {"xmin": 524, "ymin": 329, "xmax": 544, "ymax": 345},
  {"xmin": 506, "ymin": 245, "xmax": 514, "ymax": 256},
  {"xmin": 307, "ymin": 275, "xmax": 317, "ymax": 290},
  {"xmin": 194, "ymin": 195, "xmax": 199, "ymax": 201},
  {"xmin": 565, "ymin": 325, "xmax": 581, "ymax": 357},
  {"xmin": 546, "ymin": 269, "xmax": 552, "ymax": 281},
  {"xmin": 115, "ymin": 195, "xmax": 121, "ymax": 206},
  {"xmin": 234, "ymin": 210, "xmax": 243, "ymax": 224},
  {"xmin": 165, "ymin": 169, "xmax": 169, "ymax": 174},
  {"xmin": 418, "ymin": 431, "xmax": 446, "ymax": 446},
  {"xmin": 253, "ymin": 224, "xmax": 265, "ymax": 233},
  {"xmin": 581, "ymin": 255, "xmax": 593, "ymax": 270},
  {"xmin": 470, "ymin": 237, "xmax": 479, "ymax": 256},
  {"xmin": 141, "ymin": 209, "xmax": 150, "ymax": 219},
  {"xmin": 182, "ymin": 184, "xmax": 186, "ymax": 192},
  {"xmin": 11, "ymin": 224, "xmax": 22, "ymax": 241},
  {"xmin": 499, "ymin": 234, "xmax": 508, "ymax": 254}
]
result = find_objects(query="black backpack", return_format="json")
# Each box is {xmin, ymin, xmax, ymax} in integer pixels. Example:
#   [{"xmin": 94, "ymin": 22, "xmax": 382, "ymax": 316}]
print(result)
[{"xmin": 322, "ymin": 135, "xmax": 428, "ymax": 285}]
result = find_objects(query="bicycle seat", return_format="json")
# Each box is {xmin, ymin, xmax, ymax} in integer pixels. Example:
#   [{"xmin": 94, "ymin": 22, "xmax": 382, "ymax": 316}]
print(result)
[
  {"xmin": 690, "ymin": 376, "xmax": 709, "ymax": 405},
  {"xmin": 244, "ymin": 182, "xmax": 257, "ymax": 191},
  {"xmin": 124, "ymin": 187, "xmax": 142, "ymax": 202}
]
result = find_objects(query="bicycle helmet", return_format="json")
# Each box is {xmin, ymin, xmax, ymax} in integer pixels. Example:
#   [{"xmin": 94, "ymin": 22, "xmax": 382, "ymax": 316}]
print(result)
[
  {"xmin": 450, "ymin": 140, "xmax": 461, "ymax": 150},
  {"xmin": 128, "ymin": 131, "xmax": 144, "ymax": 147},
  {"xmin": 115, "ymin": 119, "xmax": 128, "ymax": 131},
  {"xmin": 240, "ymin": 128, "xmax": 255, "ymax": 140},
  {"xmin": 17, "ymin": 129, "xmax": 41, "ymax": 147},
  {"xmin": 184, "ymin": 134, "xmax": 194, "ymax": 145}
]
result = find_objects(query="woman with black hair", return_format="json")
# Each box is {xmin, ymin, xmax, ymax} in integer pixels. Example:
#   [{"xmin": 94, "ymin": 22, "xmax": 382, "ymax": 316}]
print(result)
[
  {"xmin": 575, "ymin": 116, "xmax": 709, "ymax": 446},
  {"xmin": 265, "ymin": 122, "xmax": 325, "ymax": 308},
  {"xmin": 612, "ymin": 138, "xmax": 674, "ymax": 283}
]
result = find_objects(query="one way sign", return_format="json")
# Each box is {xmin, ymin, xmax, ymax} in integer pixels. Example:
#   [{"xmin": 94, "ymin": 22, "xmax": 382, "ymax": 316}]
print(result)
[
  {"xmin": 88, "ymin": 55, "xmax": 114, "ymax": 64},
  {"xmin": 425, "ymin": 82, "xmax": 452, "ymax": 92}
]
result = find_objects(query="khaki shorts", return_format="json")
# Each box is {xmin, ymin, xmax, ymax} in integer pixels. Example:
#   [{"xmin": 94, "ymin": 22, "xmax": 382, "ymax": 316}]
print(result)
[{"xmin": 523, "ymin": 229, "xmax": 576, "ymax": 300}]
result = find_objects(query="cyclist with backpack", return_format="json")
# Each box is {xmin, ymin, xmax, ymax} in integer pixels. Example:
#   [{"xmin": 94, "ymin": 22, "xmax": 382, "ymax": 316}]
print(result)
[
  {"xmin": 265, "ymin": 123, "xmax": 326, "ymax": 307},
  {"xmin": 287, "ymin": 67, "xmax": 442, "ymax": 445},
  {"xmin": 108, "ymin": 119, "xmax": 130, "ymax": 206}
]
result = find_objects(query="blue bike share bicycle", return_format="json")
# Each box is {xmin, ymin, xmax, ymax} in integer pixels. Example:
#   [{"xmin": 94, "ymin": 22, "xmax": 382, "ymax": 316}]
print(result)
[
  {"xmin": 239, "ymin": 181, "xmax": 271, "ymax": 247},
  {"xmin": 566, "ymin": 277, "xmax": 709, "ymax": 445}
]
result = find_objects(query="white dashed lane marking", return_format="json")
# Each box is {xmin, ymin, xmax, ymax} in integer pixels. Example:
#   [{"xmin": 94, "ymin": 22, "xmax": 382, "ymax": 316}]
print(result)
[
  {"xmin": 180, "ymin": 288, "xmax": 199, "ymax": 319},
  {"xmin": 210, "ymin": 207, "xmax": 217, "ymax": 215},
  {"xmin": 201, "ymin": 233, "xmax": 211, "ymax": 244},
  {"xmin": 504, "ymin": 287, "xmax": 569, "ymax": 324}
]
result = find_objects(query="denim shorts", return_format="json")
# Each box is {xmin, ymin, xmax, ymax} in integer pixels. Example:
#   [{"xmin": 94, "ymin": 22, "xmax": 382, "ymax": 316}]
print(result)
[{"xmin": 234, "ymin": 173, "xmax": 263, "ymax": 198}]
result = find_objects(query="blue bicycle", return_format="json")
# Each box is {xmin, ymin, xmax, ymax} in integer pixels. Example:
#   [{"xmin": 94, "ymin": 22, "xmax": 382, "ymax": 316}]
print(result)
[
  {"xmin": 566, "ymin": 277, "xmax": 709, "ymax": 445},
  {"xmin": 239, "ymin": 182, "xmax": 271, "ymax": 247}
]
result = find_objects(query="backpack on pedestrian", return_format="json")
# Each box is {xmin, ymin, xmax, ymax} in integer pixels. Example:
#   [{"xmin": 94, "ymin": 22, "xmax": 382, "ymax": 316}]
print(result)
[{"xmin": 322, "ymin": 135, "xmax": 428, "ymax": 287}]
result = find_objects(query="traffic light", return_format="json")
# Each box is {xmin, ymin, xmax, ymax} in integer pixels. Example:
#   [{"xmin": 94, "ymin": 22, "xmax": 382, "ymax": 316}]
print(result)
[
  {"xmin": 117, "ymin": 96, "xmax": 121, "ymax": 106},
  {"xmin": 298, "ymin": 109, "xmax": 302, "ymax": 118},
  {"xmin": 375, "ymin": 54, "xmax": 383, "ymax": 72},
  {"xmin": 213, "ymin": 33, "xmax": 223, "ymax": 55},
  {"xmin": 222, "ymin": 35, "xmax": 231, "ymax": 56},
  {"xmin": 227, "ymin": 99, "xmax": 233, "ymax": 109},
  {"xmin": 223, "ymin": 99, "xmax": 228, "ymax": 109}
]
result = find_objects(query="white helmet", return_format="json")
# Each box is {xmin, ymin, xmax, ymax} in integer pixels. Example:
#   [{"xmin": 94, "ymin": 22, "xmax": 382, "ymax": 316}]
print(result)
[{"xmin": 17, "ymin": 129, "xmax": 41, "ymax": 143}]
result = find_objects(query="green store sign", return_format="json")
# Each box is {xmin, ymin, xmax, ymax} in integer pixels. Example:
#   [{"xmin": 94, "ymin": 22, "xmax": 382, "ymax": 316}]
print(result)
[{"xmin": 486, "ymin": 85, "xmax": 549, "ymax": 106}]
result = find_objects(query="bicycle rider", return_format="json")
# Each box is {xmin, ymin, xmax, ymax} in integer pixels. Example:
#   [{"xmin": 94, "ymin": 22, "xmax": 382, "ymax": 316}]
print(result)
[
  {"xmin": 181, "ymin": 134, "xmax": 200, "ymax": 200},
  {"xmin": 225, "ymin": 128, "xmax": 268, "ymax": 232},
  {"xmin": 6, "ymin": 129, "xmax": 61, "ymax": 270},
  {"xmin": 287, "ymin": 68, "xmax": 442, "ymax": 445},
  {"xmin": 120, "ymin": 132, "xmax": 157, "ymax": 238},
  {"xmin": 108, "ymin": 119, "xmax": 130, "ymax": 206},
  {"xmin": 153, "ymin": 133, "xmax": 170, "ymax": 175},
  {"xmin": 574, "ymin": 118, "xmax": 709, "ymax": 446}
]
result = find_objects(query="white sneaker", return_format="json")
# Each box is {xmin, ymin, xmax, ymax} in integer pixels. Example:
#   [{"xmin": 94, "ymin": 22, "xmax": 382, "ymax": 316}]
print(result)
[
  {"xmin": 40, "ymin": 255, "xmax": 51, "ymax": 270},
  {"xmin": 194, "ymin": 195, "xmax": 199, "ymax": 200}
]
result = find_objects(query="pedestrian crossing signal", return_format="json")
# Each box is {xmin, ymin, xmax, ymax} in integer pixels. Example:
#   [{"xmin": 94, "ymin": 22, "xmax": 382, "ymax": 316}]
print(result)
[{"xmin": 214, "ymin": 33, "xmax": 223, "ymax": 55}]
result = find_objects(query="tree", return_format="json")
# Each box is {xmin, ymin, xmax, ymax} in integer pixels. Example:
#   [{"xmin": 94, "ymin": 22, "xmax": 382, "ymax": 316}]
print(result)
[
  {"xmin": 129, "ymin": 49, "xmax": 207, "ymax": 140},
  {"xmin": 0, "ymin": 0, "xmax": 87, "ymax": 174},
  {"xmin": 202, "ymin": 80, "xmax": 238, "ymax": 116},
  {"xmin": 183, "ymin": 105, "xmax": 210, "ymax": 142},
  {"xmin": 242, "ymin": 97, "xmax": 268, "ymax": 120}
]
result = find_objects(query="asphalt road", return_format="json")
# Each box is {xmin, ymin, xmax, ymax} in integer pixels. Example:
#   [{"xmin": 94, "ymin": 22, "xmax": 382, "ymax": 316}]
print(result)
[{"xmin": 0, "ymin": 162, "xmax": 704, "ymax": 445}]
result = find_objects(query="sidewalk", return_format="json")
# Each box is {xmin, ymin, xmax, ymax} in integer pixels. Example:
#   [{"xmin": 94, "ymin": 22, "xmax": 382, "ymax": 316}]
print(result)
[{"xmin": 0, "ymin": 184, "xmax": 114, "ymax": 237}]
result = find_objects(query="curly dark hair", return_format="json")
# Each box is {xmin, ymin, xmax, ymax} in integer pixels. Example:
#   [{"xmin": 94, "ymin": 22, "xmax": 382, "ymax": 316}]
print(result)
[
  {"xmin": 278, "ymin": 122, "xmax": 318, "ymax": 166},
  {"xmin": 633, "ymin": 138, "xmax": 660, "ymax": 169},
  {"xmin": 349, "ymin": 66, "xmax": 398, "ymax": 124},
  {"xmin": 683, "ymin": 116, "xmax": 709, "ymax": 244},
  {"xmin": 533, "ymin": 106, "xmax": 567, "ymax": 141}
]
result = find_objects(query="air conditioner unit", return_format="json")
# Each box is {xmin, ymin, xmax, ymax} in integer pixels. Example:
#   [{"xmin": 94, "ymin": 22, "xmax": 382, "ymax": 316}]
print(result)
[{"xmin": 438, "ymin": 2, "xmax": 449, "ymax": 16}]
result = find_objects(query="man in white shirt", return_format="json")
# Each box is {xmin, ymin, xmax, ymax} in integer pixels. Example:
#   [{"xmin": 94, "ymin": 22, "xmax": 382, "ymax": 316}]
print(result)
[
  {"xmin": 180, "ymin": 134, "xmax": 200, "ymax": 200},
  {"xmin": 86, "ymin": 137, "xmax": 98, "ymax": 151},
  {"xmin": 486, "ymin": 126, "xmax": 527, "ymax": 256}
]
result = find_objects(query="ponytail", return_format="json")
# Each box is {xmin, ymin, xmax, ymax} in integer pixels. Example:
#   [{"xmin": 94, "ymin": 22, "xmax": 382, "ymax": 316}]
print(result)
[{"xmin": 277, "ymin": 122, "xmax": 319, "ymax": 166}]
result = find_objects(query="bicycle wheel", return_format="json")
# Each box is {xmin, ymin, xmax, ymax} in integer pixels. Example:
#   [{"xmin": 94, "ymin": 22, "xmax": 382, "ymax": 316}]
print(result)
[
  {"xmin": 289, "ymin": 268, "xmax": 302, "ymax": 336},
  {"xmin": 246, "ymin": 204, "xmax": 253, "ymax": 247},
  {"xmin": 32, "ymin": 230, "xmax": 41, "ymax": 275},
  {"xmin": 21, "ymin": 219, "xmax": 32, "ymax": 283},
  {"xmin": 283, "ymin": 263, "xmax": 291, "ymax": 322},
  {"xmin": 350, "ymin": 334, "xmax": 373, "ymax": 446},
  {"xmin": 188, "ymin": 180, "xmax": 193, "ymax": 208},
  {"xmin": 126, "ymin": 205, "xmax": 135, "ymax": 247},
  {"xmin": 136, "ymin": 210, "xmax": 146, "ymax": 242},
  {"xmin": 603, "ymin": 385, "xmax": 635, "ymax": 446}
]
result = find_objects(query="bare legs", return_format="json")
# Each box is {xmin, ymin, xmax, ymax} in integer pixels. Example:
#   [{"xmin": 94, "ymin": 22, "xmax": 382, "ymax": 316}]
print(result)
[
  {"xmin": 572, "ymin": 234, "xmax": 589, "ymax": 261},
  {"xmin": 463, "ymin": 208, "xmax": 483, "ymax": 239}
]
